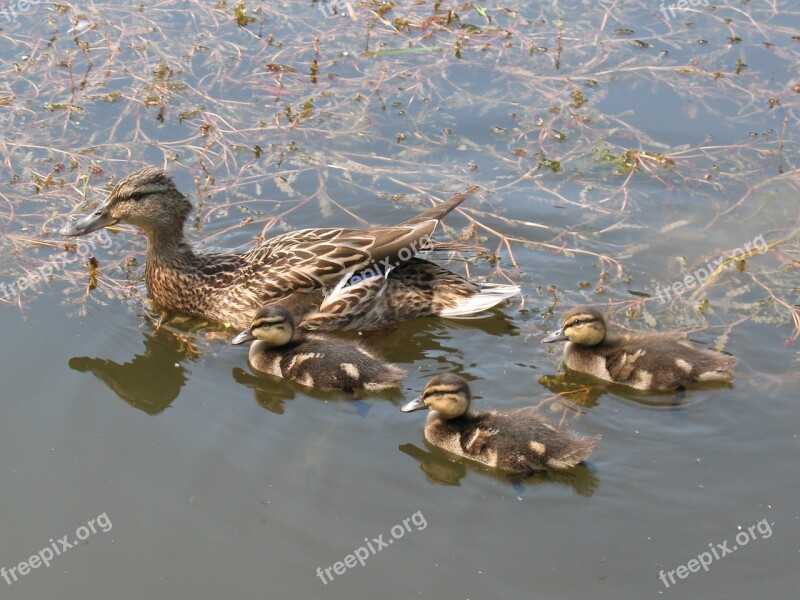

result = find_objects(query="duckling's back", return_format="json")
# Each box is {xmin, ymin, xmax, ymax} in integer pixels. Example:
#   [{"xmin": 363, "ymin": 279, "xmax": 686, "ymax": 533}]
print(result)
[
  {"xmin": 566, "ymin": 333, "xmax": 736, "ymax": 391},
  {"xmin": 249, "ymin": 335, "xmax": 405, "ymax": 392},
  {"xmin": 425, "ymin": 410, "xmax": 599, "ymax": 473}
]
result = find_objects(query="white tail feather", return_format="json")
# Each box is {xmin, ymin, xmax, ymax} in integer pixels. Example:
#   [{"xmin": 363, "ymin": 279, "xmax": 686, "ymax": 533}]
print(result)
[
  {"xmin": 327, "ymin": 270, "xmax": 356, "ymax": 298},
  {"xmin": 319, "ymin": 272, "xmax": 389, "ymax": 312},
  {"xmin": 438, "ymin": 283, "xmax": 520, "ymax": 318}
]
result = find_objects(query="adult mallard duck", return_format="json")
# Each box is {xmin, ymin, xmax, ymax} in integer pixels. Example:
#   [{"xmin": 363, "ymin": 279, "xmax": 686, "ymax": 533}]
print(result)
[
  {"xmin": 541, "ymin": 306, "xmax": 737, "ymax": 391},
  {"xmin": 59, "ymin": 166, "xmax": 519, "ymax": 331},
  {"xmin": 232, "ymin": 305, "xmax": 405, "ymax": 392},
  {"xmin": 401, "ymin": 374, "xmax": 599, "ymax": 472}
]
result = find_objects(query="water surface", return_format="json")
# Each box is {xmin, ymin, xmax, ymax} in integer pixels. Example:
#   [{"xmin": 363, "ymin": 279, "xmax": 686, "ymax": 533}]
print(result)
[{"xmin": 0, "ymin": 1, "xmax": 798, "ymax": 598}]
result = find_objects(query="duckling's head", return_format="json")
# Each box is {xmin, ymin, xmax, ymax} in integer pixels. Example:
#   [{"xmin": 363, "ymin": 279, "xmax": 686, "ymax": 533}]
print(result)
[
  {"xmin": 60, "ymin": 167, "xmax": 192, "ymax": 238},
  {"xmin": 541, "ymin": 306, "xmax": 607, "ymax": 347},
  {"xmin": 231, "ymin": 305, "xmax": 296, "ymax": 347},
  {"xmin": 401, "ymin": 373, "xmax": 471, "ymax": 419}
]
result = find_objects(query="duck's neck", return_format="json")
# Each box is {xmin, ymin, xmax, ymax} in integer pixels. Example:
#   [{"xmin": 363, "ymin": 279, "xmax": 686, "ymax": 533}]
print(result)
[
  {"xmin": 144, "ymin": 226, "xmax": 204, "ymax": 271},
  {"xmin": 428, "ymin": 408, "xmax": 472, "ymax": 424},
  {"xmin": 248, "ymin": 340, "xmax": 268, "ymax": 363},
  {"xmin": 143, "ymin": 225, "xmax": 221, "ymax": 314}
]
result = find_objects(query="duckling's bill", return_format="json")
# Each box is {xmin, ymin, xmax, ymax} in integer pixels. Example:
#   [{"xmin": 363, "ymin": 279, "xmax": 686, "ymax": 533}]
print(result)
[
  {"xmin": 231, "ymin": 328, "xmax": 256, "ymax": 345},
  {"xmin": 400, "ymin": 396, "xmax": 428, "ymax": 412},
  {"xmin": 541, "ymin": 327, "xmax": 568, "ymax": 343}
]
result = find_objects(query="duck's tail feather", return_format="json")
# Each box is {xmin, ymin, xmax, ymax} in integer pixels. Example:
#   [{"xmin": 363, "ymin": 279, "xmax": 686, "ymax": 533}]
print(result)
[
  {"xmin": 437, "ymin": 283, "xmax": 520, "ymax": 318},
  {"xmin": 547, "ymin": 435, "xmax": 601, "ymax": 470},
  {"xmin": 696, "ymin": 355, "xmax": 737, "ymax": 382},
  {"xmin": 399, "ymin": 186, "xmax": 479, "ymax": 226},
  {"xmin": 425, "ymin": 240, "xmax": 487, "ymax": 254}
]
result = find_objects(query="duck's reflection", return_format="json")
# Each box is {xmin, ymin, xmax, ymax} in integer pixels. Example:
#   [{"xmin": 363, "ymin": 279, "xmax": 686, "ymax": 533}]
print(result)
[
  {"xmin": 65, "ymin": 309, "xmax": 516, "ymax": 416},
  {"xmin": 68, "ymin": 326, "xmax": 197, "ymax": 415},
  {"xmin": 538, "ymin": 371, "xmax": 698, "ymax": 409},
  {"xmin": 232, "ymin": 367, "xmax": 405, "ymax": 415},
  {"xmin": 399, "ymin": 442, "xmax": 600, "ymax": 496},
  {"xmin": 370, "ymin": 311, "xmax": 519, "ymax": 365}
]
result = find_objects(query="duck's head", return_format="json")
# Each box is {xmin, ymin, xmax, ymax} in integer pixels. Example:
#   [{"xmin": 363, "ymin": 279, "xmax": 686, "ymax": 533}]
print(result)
[
  {"xmin": 541, "ymin": 306, "xmax": 606, "ymax": 346},
  {"xmin": 401, "ymin": 373, "xmax": 471, "ymax": 419},
  {"xmin": 232, "ymin": 305, "xmax": 296, "ymax": 347},
  {"xmin": 59, "ymin": 167, "xmax": 192, "ymax": 237}
]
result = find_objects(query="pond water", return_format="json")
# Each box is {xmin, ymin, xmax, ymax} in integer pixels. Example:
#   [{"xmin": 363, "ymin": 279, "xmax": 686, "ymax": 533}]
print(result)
[{"xmin": 0, "ymin": 1, "xmax": 798, "ymax": 598}]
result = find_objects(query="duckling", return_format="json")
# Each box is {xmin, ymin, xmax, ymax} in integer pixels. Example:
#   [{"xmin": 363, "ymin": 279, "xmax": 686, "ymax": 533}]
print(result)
[
  {"xmin": 542, "ymin": 306, "xmax": 736, "ymax": 391},
  {"xmin": 401, "ymin": 374, "xmax": 599, "ymax": 473},
  {"xmin": 232, "ymin": 305, "xmax": 406, "ymax": 392}
]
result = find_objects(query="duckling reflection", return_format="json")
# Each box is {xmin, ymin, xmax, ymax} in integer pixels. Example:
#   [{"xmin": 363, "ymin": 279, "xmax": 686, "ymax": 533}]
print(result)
[
  {"xmin": 231, "ymin": 366, "xmax": 377, "ymax": 417},
  {"xmin": 231, "ymin": 367, "xmax": 293, "ymax": 415},
  {"xmin": 537, "ymin": 372, "xmax": 699, "ymax": 410},
  {"xmin": 401, "ymin": 374, "xmax": 600, "ymax": 474},
  {"xmin": 68, "ymin": 327, "xmax": 192, "ymax": 414},
  {"xmin": 398, "ymin": 443, "xmax": 599, "ymax": 495}
]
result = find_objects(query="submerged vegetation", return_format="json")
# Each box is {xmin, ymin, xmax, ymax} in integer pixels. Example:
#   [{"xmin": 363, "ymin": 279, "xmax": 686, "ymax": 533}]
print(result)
[{"xmin": 0, "ymin": 0, "xmax": 797, "ymax": 343}]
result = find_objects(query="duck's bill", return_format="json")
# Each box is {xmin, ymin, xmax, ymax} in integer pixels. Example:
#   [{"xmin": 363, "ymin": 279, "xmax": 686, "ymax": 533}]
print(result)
[
  {"xmin": 231, "ymin": 329, "xmax": 256, "ymax": 345},
  {"xmin": 400, "ymin": 396, "xmax": 428, "ymax": 413},
  {"xmin": 59, "ymin": 206, "xmax": 118, "ymax": 236},
  {"xmin": 541, "ymin": 328, "xmax": 568, "ymax": 343}
]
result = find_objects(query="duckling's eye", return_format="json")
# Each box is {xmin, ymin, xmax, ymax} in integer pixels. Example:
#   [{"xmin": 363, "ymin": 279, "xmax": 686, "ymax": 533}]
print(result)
[{"xmin": 571, "ymin": 318, "xmax": 596, "ymax": 327}]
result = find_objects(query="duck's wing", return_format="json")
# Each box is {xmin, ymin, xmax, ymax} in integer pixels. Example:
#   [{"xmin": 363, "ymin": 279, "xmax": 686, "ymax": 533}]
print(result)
[
  {"xmin": 461, "ymin": 425, "xmax": 499, "ymax": 456},
  {"xmin": 298, "ymin": 273, "xmax": 390, "ymax": 331},
  {"xmin": 596, "ymin": 344, "xmax": 643, "ymax": 385},
  {"xmin": 243, "ymin": 186, "xmax": 479, "ymax": 289}
]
